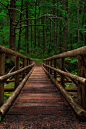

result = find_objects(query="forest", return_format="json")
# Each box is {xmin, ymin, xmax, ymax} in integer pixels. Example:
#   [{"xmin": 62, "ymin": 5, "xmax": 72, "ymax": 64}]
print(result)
[{"xmin": 0, "ymin": 0, "xmax": 86, "ymax": 58}]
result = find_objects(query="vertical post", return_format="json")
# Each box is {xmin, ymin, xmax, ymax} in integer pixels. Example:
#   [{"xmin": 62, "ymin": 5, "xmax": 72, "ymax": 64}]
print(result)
[
  {"xmin": 15, "ymin": 57, "xmax": 20, "ymax": 89},
  {"xmin": 46, "ymin": 60, "xmax": 48, "ymax": 71},
  {"xmin": 27, "ymin": 59, "xmax": 29, "ymax": 66},
  {"xmin": 45, "ymin": 60, "xmax": 47, "ymax": 70},
  {"xmin": 29, "ymin": 59, "xmax": 30, "ymax": 65},
  {"xmin": 0, "ymin": 53, "xmax": 5, "ymax": 106},
  {"xmin": 26, "ymin": 59, "xmax": 29, "ymax": 75},
  {"xmin": 60, "ymin": 58, "xmax": 65, "ymax": 87},
  {"xmin": 47, "ymin": 60, "xmax": 49, "ymax": 72},
  {"xmin": 22, "ymin": 58, "xmax": 26, "ymax": 79},
  {"xmin": 50, "ymin": 60, "xmax": 52, "ymax": 74},
  {"xmin": 78, "ymin": 55, "xmax": 86, "ymax": 110},
  {"xmin": 43, "ymin": 60, "xmax": 44, "ymax": 67},
  {"xmin": 54, "ymin": 59, "xmax": 56, "ymax": 79}
]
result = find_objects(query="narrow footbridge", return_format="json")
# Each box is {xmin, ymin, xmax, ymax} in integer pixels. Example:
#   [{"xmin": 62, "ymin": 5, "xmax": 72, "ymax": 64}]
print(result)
[{"xmin": 0, "ymin": 46, "xmax": 86, "ymax": 128}]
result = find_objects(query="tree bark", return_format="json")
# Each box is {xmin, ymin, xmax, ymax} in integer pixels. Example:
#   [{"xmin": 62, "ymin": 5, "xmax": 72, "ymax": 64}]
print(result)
[
  {"xmin": 25, "ymin": 1, "xmax": 29, "ymax": 54},
  {"xmin": 77, "ymin": 0, "xmax": 80, "ymax": 46},
  {"xmin": 18, "ymin": 0, "xmax": 23, "ymax": 52},
  {"xmin": 63, "ymin": 0, "xmax": 68, "ymax": 52},
  {"xmin": 9, "ymin": 0, "xmax": 16, "ymax": 51},
  {"xmin": 34, "ymin": 0, "xmax": 37, "ymax": 50}
]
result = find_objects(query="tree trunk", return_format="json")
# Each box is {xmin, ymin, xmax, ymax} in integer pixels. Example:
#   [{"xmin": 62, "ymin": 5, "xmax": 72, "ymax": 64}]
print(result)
[
  {"xmin": 53, "ymin": 0, "xmax": 56, "ymax": 55},
  {"xmin": 25, "ymin": 1, "xmax": 29, "ymax": 54},
  {"xmin": 77, "ymin": 0, "xmax": 80, "ymax": 45},
  {"xmin": 34, "ymin": 0, "xmax": 37, "ymax": 51},
  {"xmin": 56, "ymin": 1, "xmax": 59, "ymax": 54},
  {"xmin": 63, "ymin": 0, "xmax": 68, "ymax": 52},
  {"xmin": 31, "ymin": 20, "xmax": 32, "ymax": 53},
  {"xmin": 18, "ymin": 0, "xmax": 23, "ymax": 52},
  {"xmin": 9, "ymin": 0, "xmax": 16, "ymax": 51}
]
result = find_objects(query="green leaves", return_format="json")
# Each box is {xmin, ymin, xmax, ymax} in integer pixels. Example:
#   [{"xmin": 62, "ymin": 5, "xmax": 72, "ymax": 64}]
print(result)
[{"xmin": 0, "ymin": 117, "xmax": 1, "ymax": 122}]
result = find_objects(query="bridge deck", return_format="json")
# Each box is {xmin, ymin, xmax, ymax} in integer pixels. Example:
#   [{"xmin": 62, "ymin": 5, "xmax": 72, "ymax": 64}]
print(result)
[{"xmin": 0, "ymin": 67, "xmax": 86, "ymax": 128}]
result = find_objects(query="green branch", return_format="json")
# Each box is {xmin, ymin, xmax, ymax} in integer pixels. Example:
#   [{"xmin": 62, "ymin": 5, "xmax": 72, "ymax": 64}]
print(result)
[
  {"xmin": 0, "ymin": 1, "xmax": 7, "ymax": 8},
  {"xmin": 16, "ymin": 24, "xmax": 45, "ymax": 29},
  {"xmin": 8, "ymin": 8, "xmax": 23, "ymax": 14}
]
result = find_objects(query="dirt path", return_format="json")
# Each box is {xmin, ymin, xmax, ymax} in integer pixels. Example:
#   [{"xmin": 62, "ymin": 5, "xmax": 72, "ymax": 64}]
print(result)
[{"xmin": 34, "ymin": 60, "xmax": 42, "ymax": 67}]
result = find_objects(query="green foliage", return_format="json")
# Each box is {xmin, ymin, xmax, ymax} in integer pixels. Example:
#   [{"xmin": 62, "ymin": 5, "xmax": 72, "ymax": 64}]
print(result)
[
  {"xmin": 0, "ymin": 0, "xmax": 86, "ymax": 71},
  {"xmin": 65, "ymin": 83, "xmax": 73, "ymax": 88},
  {"xmin": 4, "ymin": 91, "xmax": 13, "ymax": 102},
  {"xmin": 65, "ymin": 57, "xmax": 78, "ymax": 63},
  {"xmin": 0, "ymin": 117, "xmax": 1, "ymax": 122},
  {"xmin": 33, "ymin": 58, "xmax": 43, "ymax": 63}
]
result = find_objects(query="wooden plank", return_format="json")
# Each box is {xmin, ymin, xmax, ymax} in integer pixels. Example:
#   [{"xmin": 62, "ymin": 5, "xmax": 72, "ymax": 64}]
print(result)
[
  {"xmin": 0, "ymin": 53, "xmax": 5, "ymax": 106},
  {"xmin": 4, "ymin": 87, "xmax": 15, "ymax": 92},
  {"xmin": 65, "ymin": 87, "xmax": 78, "ymax": 92}
]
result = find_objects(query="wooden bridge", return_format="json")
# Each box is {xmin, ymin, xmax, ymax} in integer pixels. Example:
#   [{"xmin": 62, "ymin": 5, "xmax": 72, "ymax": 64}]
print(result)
[{"xmin": 0, "ymin": 46, "xmax": 86, "ymax": 128}]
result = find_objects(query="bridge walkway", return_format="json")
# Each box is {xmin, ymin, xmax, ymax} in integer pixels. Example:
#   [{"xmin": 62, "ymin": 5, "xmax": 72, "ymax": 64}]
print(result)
[{"xmin": 0, "ymin": 67, "xmax": 86, "ymax": 128}]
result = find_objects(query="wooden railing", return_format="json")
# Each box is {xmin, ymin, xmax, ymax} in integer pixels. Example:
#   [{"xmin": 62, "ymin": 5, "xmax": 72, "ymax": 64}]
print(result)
[
  {"xmin": 0, "ymin": 45, "xmax": 34, "ymax": 111},
  {"xmin": 43, "ymin": 46, "xmax": 86, "ymax": 118}
]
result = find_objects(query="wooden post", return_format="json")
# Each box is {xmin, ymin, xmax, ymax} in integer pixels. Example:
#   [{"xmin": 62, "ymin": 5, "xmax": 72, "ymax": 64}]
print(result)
[
  {"xmin": 0, "ymin": 53, "xmax": 5, "ymax": 106},
  {"xmin": 27, "ymin": 59, "xmax": 30, "ymax": 74},
  {"xmin": 46, "ymin": 60, "xmax": 48, "ymax": 71},
  {"xmin": 22, "ymin": 58, "xmax": 26, "ymax": 79},
  {"xmin": 78, "ymin": 55, "xmax": 86, "ymax": 110},
  {"xmin": 29, "ymin": 59, "xmax": 31, "ymax": 65},
  {"xmin": 54, "ymin": 59, "xmax": 56, "ymax": 79},
  {"xmin": 60, "ymin": 58, "xmax": 65, "ymax": 87},
  {"xmin": 15, "ymin": 57, "xmax": 20, "ymax": 89},
  {"xmin": 50, "ymin": 60, "xmax": 52, "ymax": 74},
  {"xmin": 48, "ymin": 60, "xmax": 49, "ymax": 72},
  {"xmin": 45, "ymin": 60, "xmax": 47, "ymax": 70},
  {"xmin": 27, "ymin": 59, "xmax": 29, "ymax": 66},
  {"xmin": 29, "ymin": 59, "xmax": 30, "ymax": 65}
]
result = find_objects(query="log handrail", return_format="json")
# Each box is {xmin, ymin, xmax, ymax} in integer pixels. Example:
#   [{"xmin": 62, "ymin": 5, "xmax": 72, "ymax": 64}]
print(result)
[
  {"xmin": 43, "ymin": 64, "xmax": 86, "ymax": 84},
  {"xmin": 0, "ymin": 46, "xmax": 34, "ymax": 108},
  {"xmin": 42, "ymin": 66, "xmax": 86, "ymax": 119},
  {"xmin": 43, "ymin": 46, "xmax": 86, "ymax": 118},
  {"xmin": 0, "ymin": 45, "xmax": 33, "ymax": 60},
  {"xmin": 0, "ymin": 63, "xmax": 34, "ymax": 81},
  {"xmin": 0, "ymin": 67, "xmax": 34, "ymax": 116},
  {"xmin": 44, "ymin": 46, "xmax": 86, "ymax": 60}
]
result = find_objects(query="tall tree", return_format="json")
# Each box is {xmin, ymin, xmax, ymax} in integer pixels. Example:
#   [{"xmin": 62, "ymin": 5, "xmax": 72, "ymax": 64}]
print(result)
[
  {"xmin": 63, "ymin": 0, "xmax": 68, "ymax": 52},
  {"xmin": 9, "ymin": 0, "xmax": 16, "ymax": 51},
  {"xmin": 25, "ymin": 0, "xmax": 29, "ymax": 54},
  {"xmin": 18, "ymin": 0, "xmax": 23, "ymax": 52}
]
